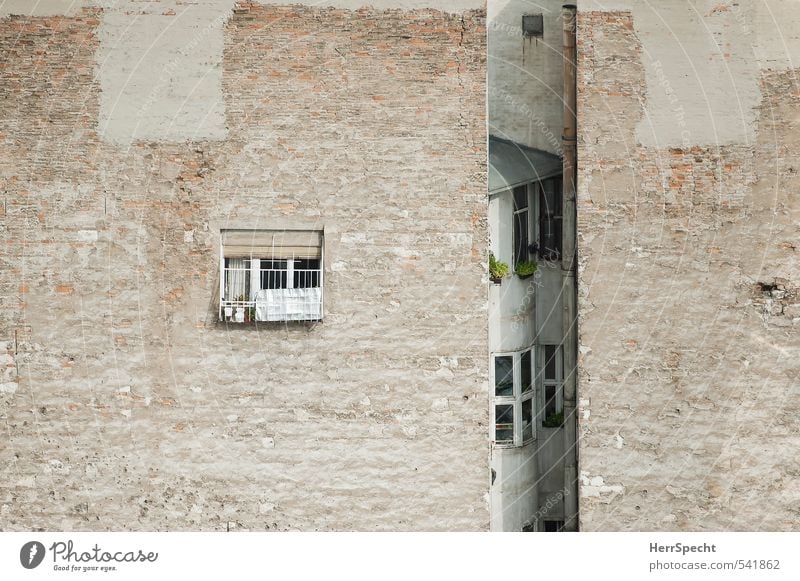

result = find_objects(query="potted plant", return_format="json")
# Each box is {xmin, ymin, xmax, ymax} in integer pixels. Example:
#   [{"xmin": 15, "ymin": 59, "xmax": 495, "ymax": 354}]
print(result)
[
  {"xmin": 542, "ymin": 411, "xmax": 564, "ymax": 428},
  {"xmin": 515, "ymin": 260, "xmax": 538, "ymax": 279},
  {"xmin": 489, "ymin": 253, "xmax": 509, "ymax": 284}
]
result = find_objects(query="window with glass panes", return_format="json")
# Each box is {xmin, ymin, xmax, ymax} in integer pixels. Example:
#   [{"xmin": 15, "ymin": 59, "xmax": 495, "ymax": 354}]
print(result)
[
  {"xmin": 538, "ymin": 178, "xmax": 562, "ymax": 259},
  {"xmin": 540, "ymin": 344, "xmax": 564, "ymax": 427},
  {"xmin": 513, "ymin": 185, "xmax": 529, "ymax": 268},
  {"xmin": 492, "ymin": 348, "xmax": 535, "ymax": 446}
]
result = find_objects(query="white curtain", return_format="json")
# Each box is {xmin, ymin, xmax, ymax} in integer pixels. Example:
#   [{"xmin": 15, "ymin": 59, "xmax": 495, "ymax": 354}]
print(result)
[
  {"xmin": 255, "ymin": 288, "xmax": 322, "ymax": 321},
  {"xmin": 225, "ymin": 258, "xmax": 247, "ymax": 301}
]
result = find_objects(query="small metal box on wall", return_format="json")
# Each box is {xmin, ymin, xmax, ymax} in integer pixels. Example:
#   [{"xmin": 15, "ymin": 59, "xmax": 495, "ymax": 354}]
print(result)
[{"xmin": 522, "ymin": 13, "xmax": 544, "ymax": 38}]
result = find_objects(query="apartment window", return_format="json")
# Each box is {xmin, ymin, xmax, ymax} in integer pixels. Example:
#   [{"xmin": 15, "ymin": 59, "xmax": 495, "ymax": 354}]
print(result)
[
  {"xmin": 492, "ymin": 348, "xmax": 535, "ymax": 446},
  {"xmin": 513, "ymin": 185, "xmax": 529, "ymax": 268},
  {"xmin": 219, "ymin": 229, "xmax": 323, "ymax": 323},
  {"xmin": 540, "ymin": 344, "xmax": 563, "ymax": 427},
  {"xmin": 539, "ymin": 178, "xmax": 562, "ymax": 260}
]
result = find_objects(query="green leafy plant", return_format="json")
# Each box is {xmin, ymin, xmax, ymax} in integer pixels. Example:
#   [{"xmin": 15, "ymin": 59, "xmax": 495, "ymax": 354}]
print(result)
[
  {"xmin": 542, "ymin": 411, "xmax": 564, "ymax": 428},
  {"xmin": 515, "ymin": 260, "xmax": 538, "ymax": 279},
  {"xmin": 489, "ymin": 253, "xmax": 509, "ymax": 283}
]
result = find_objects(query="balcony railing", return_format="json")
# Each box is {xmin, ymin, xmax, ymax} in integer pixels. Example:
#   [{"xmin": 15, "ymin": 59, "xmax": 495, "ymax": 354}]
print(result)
[{"xmin": 220, "ymin": 266, "xmax": 323, "ymax": 323}]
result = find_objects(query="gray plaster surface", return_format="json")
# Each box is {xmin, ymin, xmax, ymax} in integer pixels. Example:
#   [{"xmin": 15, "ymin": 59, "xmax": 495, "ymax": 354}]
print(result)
[
  {"xmin": 488, "ymin": 0, "xmax": 564, "ymax": 153},
  {"xmin": 579, "ymin": 0, "xmax": 800, "ymax": 147},
  {"xmin": 96, "ymin": 0, "xmax": 235, "ymax": 145},
  {"xmin": 0, "ymin": 0, "xmax": 86, "ymax": 16}
]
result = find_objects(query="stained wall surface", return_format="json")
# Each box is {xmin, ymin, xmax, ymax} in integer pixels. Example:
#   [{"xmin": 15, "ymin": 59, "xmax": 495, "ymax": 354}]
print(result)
[
  {"xmin": 488, "ymin": 0, "xmax": 564, "ymax": 154},
  {"xmin": 0, "ymin": 3, "xmax": 489, "ymax": 531},
  {"xmin": 577, "ymin": 0, "xmax": 800, "ymax": 530}
]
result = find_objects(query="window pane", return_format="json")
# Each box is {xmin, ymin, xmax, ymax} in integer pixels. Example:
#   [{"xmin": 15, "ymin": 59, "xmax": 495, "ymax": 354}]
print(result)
[
  {"xmin": 513, "ymin": 185, "xmax": 528, "ymax": 210},
  {"xmin": 542, "ymin": 179, "xmax": 561, "ymax": 215},
  {"xmin": 261, "ymin": 260, "xmax": 288, "ymax": 290},
  {"xmin": 543, "ymin": 520, "xmax": 564, "ymax": 532},
  {"xmin": 494, "ymin": 356, "xmax": 514, "ymax": 396},
  {"xmin": 545, "ymin": 385, "xmax": 556, "ymax": 418},
  {"xmin": 495, "ymin": 404, "xmax": 514, "ymax": 443},
  {"xmin": 522, "ymin": 399, "xmax": 533, "ymax": 441},
  {"xmin": 225, "ymin": 257, "xmax": 249, "ymax": 301},
  {"xmin": 539, "ymin": 183, "xmax": 562, "ymax": 255},
  {"xmin": 514, "ymin": 210, "xmax": 528, "ymax": 267},
  {"xmin": 544, "ymin": 345, "xmax": 557, "ymax": 380},
  {"xmin": 294, "ymin": 258, "xmax": 321, "ymax": 288},
  {"xmin": 521, "ymin": 350, "xmax": 532, "ymax": 393},
  {"xmin": 552, "ymin": 180, "xmax": 562, "ymax": 215}
]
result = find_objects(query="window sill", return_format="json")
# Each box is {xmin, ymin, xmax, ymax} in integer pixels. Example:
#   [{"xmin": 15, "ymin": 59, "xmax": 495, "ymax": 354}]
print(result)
[{"xmin": 492, "ymin": 438, "xmax": 536, "ymax": 450}]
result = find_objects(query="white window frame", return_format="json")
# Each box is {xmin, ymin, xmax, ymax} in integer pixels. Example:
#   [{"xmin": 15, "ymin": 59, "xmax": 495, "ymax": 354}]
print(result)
[
  {"xmin": 538, "ymin": 344, "xmax": 564, "ymax": 427},
  {"xmin": 219, "ymin": 230, "xmax": 324, "ymax": 323},
  {"xmin": 491, "ymin": 347, "xmax": 536, "ymax": 448}
]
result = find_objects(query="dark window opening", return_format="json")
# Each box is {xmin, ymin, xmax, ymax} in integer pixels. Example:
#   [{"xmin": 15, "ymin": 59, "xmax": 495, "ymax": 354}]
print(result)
[
  {"xmin": 494, "ymin": 356, "xmax": 514, "ymax": 397},
  {"xmin": 544, "ymin": 385, "xmax": 557, "ymax": 418},
  {"xmin": 521, "ymin": 349, "xmax": 532, "ymax": 393},
  {"xmin": 495, "ymin": 405, "xmax": 514, "ymax": 444},
  {"xmin": 522, "ymin": 398, "xmax": 533, "ymax": 441},
  {"xmin": 539, "ymin": 178, "xmax": 562, "ymax": 259},
  {"xmin": 260, "ymin": 260, "xmax": 288, "ymax": 290},
  {"xmin": 543, "ymin": 520, "xmax": 564, "ymax": 532},
  {"xmin": 513, "ymin": 185, "xmax": 529, "ymax": 267},
  {"xmin": 294, "ymin": 258, "xmax": 321, "ymax": 288},
  {"xmin": 544, "ymin": 345, "xmax": 558, "ymax": 380}
]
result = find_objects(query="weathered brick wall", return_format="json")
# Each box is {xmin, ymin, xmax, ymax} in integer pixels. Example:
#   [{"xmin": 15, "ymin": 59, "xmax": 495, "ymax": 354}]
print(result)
[
  {"xmin": 577, "ymin": 9, "xmax": 800, "ymax": 530},
  {"xmin": 0, "ymin": 5, "xmax": 488, "ymax": 531}
]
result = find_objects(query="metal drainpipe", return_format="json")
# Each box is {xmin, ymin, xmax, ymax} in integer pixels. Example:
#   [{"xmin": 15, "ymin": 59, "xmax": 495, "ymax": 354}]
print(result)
[{"xmin": 561, "ymin": 3, "xmax": 579, "ymax": 532}]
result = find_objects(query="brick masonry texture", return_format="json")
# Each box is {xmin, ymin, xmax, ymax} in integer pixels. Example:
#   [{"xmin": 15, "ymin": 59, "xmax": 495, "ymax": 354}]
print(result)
[
  {"xmin": 0, "ymin": 6, "xmax": 488, "ymax": 531},
  {"xmin": 577, "ymin": 11, "xmax": 800, "ymax": 530}
]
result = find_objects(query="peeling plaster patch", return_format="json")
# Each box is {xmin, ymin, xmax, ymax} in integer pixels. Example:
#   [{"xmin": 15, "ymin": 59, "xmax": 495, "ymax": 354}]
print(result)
[
  {"xmin": 580, "ymin": 472, "xmax": 624, "ymax": 502},
  {"xmin": 76, "ymin": 230, "xmax": 98, "ymax": 242},
  {"xmin": 45, "ymin": 459, "xmax": 70, "ymax": 475},
  {"xmin": 96, "ymin": 0, "xmax": 236, "ymax": 145},
  {"xmin": 751, "ymin": 279, "xmax": 798, "ymax": 325},
  {"xmin": 431, "ymin": 397, "xmax": 449, "ymax": 412},
  {"xmin": 1, "ymin": 346, "xmax": 18, "ymax": 393},
  {"xmin": 582, "ymin": 1, "xmax": 763, "ymax": 146}
]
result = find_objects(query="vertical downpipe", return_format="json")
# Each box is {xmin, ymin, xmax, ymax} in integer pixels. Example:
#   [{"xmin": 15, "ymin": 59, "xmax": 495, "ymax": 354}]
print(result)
[{"xmin": 561, "ymin": 3, "xmax": 579, "ymax": 532}]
